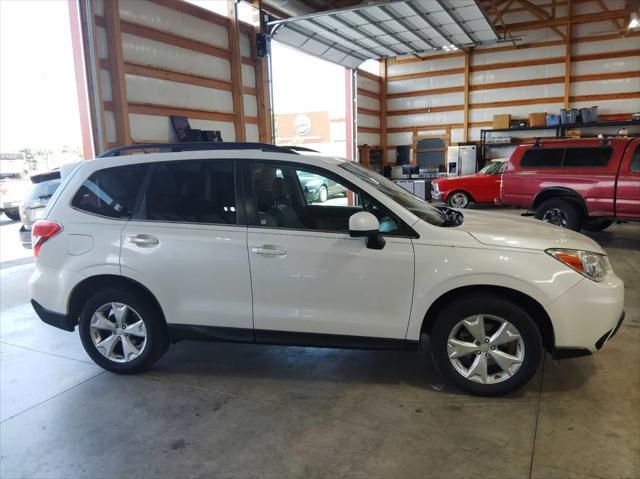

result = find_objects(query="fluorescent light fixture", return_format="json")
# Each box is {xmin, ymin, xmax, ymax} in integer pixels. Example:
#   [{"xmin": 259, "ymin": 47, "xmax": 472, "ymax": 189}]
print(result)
[
  {"xmin": 629, "ymin": 12, "xmax": 640, "ymax": 29},
  {"xmin": 442, "ymin": 44, "xmax": 458, "ymax": 51}
]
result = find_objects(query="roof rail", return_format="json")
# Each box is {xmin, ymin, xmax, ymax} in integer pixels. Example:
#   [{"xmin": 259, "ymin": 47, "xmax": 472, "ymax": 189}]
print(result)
[{"xmin": 97, "ymin": 142, "xmax": 303, "ymax": 158}]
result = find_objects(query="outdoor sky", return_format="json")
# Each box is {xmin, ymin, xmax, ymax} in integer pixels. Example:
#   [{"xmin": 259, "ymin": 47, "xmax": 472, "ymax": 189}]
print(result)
[{"xmin": 0, "ymin": 0, "xmax": 83, "ymax": 152}]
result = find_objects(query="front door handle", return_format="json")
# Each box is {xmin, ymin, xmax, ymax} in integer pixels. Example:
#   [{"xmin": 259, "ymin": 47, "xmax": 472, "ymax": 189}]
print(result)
[
  {"xmin": 128, "ymin": 234, "xmax": 159, "ymax": 247},
  {"xmin": 251, "ymin": 245, "xmax": 286, "ymax": 256}
]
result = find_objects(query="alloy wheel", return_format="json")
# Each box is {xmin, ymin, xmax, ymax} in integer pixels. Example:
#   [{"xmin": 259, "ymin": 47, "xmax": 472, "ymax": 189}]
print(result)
[
  {"xmin": 449, "ymin": 192, "xmax": 468, "ymax": 208},
  {"xmin": 447, "ymin": 314, "xmax": 525, "ymax": 384},
  {"xmin": 542, "ymin": 208, "xmax": 568, "ymax": 227},
  {"xmin": 89, "ymin": 302, "xmax": 148, "ymax": 363}
]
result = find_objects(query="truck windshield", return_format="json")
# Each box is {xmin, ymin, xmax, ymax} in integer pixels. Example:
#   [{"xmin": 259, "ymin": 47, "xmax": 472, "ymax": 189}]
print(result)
[{"xmin": 339, "ymin": 161, "xmax": 448, "ymax": 226}]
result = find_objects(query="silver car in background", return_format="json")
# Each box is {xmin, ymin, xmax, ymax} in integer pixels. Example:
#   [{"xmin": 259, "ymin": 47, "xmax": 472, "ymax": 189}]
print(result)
[{"xmin": 19, "ymin": 170, "xmax": 61, "ymax": 248}]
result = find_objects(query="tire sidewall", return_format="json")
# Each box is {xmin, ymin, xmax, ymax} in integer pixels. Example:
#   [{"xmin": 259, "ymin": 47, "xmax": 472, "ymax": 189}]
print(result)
[
  {"xmin": 430, "ymin": 296, "xmax": 543, "ymax": 396},
  {"xmin": 535, "ymin": 198, "xmax": 582, "ymax": 230},
  {"xmin": 78, "ymin": 288, "xmax": 168, "ymax": 373}
]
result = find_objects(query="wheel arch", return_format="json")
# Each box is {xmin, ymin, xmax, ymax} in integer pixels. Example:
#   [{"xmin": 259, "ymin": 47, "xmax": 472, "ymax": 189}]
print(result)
[
  {"xmin": 420, "ymin": 285, "xmax": 555, "ymax": 352},
  {"xmin": 68, "ymin": 274, "xmax": 166, "ymax": 328},
  {"xmin": 532, "ymin": 187, "xmax": 587, "ymax": 216}
]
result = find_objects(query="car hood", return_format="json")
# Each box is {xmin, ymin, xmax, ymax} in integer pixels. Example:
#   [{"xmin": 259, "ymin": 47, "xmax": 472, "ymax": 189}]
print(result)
[
  {"xmin": 456, "ymin": 209, "xmax": 604, "ymax": 253},
  {"xmin": 434, "ymin": 174, "xmax": 482, "ymax": 184}
]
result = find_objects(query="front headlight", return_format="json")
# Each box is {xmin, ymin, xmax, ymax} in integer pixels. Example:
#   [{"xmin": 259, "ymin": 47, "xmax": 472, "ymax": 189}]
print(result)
[{"xmin": 546, "ymin": 248, "xmax": 610, "ymax": 282}]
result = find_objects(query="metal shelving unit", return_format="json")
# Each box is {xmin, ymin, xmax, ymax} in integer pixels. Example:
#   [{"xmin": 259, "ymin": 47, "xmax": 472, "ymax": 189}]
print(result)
[{"xmin": 479, "ymin": 120, "xmax": 640, "ymax": 161}]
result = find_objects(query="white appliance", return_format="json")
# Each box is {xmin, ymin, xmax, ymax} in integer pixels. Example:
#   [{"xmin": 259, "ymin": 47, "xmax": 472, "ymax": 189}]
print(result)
[{"xmin": 447, "ymin": 145, "xmax": 477, "ymax": 176}]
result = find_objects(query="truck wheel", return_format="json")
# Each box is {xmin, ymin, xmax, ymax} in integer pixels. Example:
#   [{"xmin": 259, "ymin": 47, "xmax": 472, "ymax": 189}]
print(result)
[
  {"xmin": 582, "ymin": 218, "xmax": 613, "ymax": 232},
  {"xmin": 535, "ymin": 198, "xmax": 582, "ymax": 231},
  {"xmin": 429, "ymin": 295, "xmax": 542, "ymax": 396},
  {"xmin": 4, "ymin": 209, "xmax": 20, "ymax": 221}
]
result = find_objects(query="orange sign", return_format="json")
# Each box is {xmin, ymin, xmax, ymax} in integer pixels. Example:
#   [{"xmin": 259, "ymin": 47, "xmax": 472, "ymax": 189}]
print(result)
[{"xmin": 275, "ymin": 111, "xmax": 330, "ymax": 144}]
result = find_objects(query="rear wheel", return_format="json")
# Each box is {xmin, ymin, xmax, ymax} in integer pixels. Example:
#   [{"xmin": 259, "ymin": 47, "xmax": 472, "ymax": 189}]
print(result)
[
  {"xmin": 535, "ymin": 198, "xmax": 582, "ymax": 231},
  {"xmin": 447, "ymin": 191, "xmax": 470, "ymax": 209},
  {"xmin": 582, "ymin": 218, "xmax": 613, "ymax": 232},
  {"xmin": 79, "ymin": 288, "xmax": 169, "ymax": 373},
  {"xmin": 429, "ymin": 296, "xmax": 542, "ymax": 396}
]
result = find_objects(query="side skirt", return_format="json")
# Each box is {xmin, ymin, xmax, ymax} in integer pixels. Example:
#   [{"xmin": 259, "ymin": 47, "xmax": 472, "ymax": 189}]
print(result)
[{"xmin": 167, "ymin": 324, "xmax": 420, "ymax": 351}]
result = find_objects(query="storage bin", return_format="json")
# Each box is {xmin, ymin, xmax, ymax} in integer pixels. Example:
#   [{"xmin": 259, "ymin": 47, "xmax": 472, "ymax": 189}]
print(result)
[
  {"xmin": 579, "ymin": 106, "xmax": 598, "ymax": 123},
  {"xmin": 560, "ymin": 109, "xmax": 578, "ymax": 124},
  {"xmin": 546, "ymin": 114, "xmax": 561, "ymax": 126}
]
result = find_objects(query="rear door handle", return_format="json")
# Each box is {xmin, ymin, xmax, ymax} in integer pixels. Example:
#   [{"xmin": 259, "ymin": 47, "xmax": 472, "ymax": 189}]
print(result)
[
  {"xmin": 128, "ymin": 234, "xmax": 159, "ymax": 247},
  {"xmin": 251, "ymin": 245, "xmax": 286, "ymax": 256}
]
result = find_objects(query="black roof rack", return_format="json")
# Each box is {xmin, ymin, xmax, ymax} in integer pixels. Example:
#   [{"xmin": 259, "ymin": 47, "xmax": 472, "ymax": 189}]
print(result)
[{"xmin": 98, "ymin": 142, "xmax": 306, "ymax": 158}]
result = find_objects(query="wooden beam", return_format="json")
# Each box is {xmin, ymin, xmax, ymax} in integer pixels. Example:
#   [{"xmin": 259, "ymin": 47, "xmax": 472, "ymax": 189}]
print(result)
[
  {"xmin": 103, "ymin": 0, "xmax": 131, "ymax": 146},
  {"xmin": 564, "ymin": 0, "xmax": 571, "ymax": 108},
  {"xmin": 494, "ymin": 9, "xmax": 626, "ymax": 32},
  {"xmin": 469, "ymin": 56, "xmax": 565, "ymax": 72},
  {"xmin": 463, "ymin": 50, "xmax": 470, "ymax": 142},
  {"xmin": 387, "ymin": 67, "xmax": 465, "ymax": 82},
  {"xmin": 357, "ymin": 126, "xmax": 381, "ymax": 134},
  {"xmin": 387, "ymin": 105, "xmax": 464, "ymax": 116},
  {"xmin": 357, "ymin": 107, "xmax": 380, "ymax": 116},
  {"xmin": 387, "ymin": 85, "xmax": 465, "ymax": 99},
  {"xmin": 104, "ymin": 101, "xmax": 259, "ymax": 124},
  {"xmin": 470, "ymin": 76, "xmax": 566, "ymax": 90},
  {"xmin": 358, "ymin": 88, "xmax": 380, "ymax": 99},
  {"xmin": 249, "ymin": 0, "xmax": 272, "ymax": 143},
  {"xmin": 572, "ymin": 49, "xmax": 640, "ymax": 62},
  {"xmin": 380, "ymin": 58, "xmax": 388, "ymax": 163},
  {"xmin": 227, "ymin": 1, "xmax": 245, "ymax": 141},
  {"xmin": 357, "ymin": 69, "xmax": 382, "ymax": 83},
  {"xmin": 595, "ymin": 0, "xmax": 624, "ymax": 32},
  {"xmin": 148, "ymin": 0, "xmax": 228, "ymax": 26}
]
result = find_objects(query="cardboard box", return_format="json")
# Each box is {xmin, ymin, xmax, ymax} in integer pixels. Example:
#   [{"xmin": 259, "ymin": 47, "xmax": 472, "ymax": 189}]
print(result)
[
  {"xmin": 565, "ymin": 128, "xmax": 581, "ymax": 138},
  {"xmin": 529, "ymin": 112, "xmax": 547, "ymax": 127},
  {"xmin": 493, "ymin": 114, "xmax": 511, "ymax": 129}
]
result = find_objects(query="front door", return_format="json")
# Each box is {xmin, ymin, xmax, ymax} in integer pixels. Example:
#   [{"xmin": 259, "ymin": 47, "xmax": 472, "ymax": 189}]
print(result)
[
  {"xmin": 615, "ymin": 139, "xmax": 640, "ymax": 220},
  {"xmin": 121, "ymin": 159, "xmax": 253, "ymax": 331},
  {"xmin": 245, "ymin": 162, "xmax": 415, "ymax": 341}
]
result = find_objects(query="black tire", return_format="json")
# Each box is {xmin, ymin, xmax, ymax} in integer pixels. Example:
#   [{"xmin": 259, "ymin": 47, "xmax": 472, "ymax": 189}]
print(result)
[
  {"xmin": 582, "ymin": 218, "xmax": 613, "ymax": 232},
  {"xmin": 78, "ymin": 288, "xmax": 169, "ymax": 374},
  {"xmin": 535, "ymin": 198, "xmax": 582, "ymax": 231},
  {"xmin": 446, "ymin": 191, "xmax": 470, "ymax": 209},
  {"xmin": 4, "ymin": 209, "xmax": 20, "ymax": 221},
  {"xmin": 429, "ymin": 295, "xmax": 543, "ymax": 397}
]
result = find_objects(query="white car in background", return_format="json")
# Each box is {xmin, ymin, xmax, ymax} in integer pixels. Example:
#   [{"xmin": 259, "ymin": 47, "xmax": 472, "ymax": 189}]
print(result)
[
  {"xmin": 0, "ymin": 173, "xmax": 31, "ymax": 221},
  {"xmin": 28, "ymin": 143, "xmax": 625, "ymax": 396}
]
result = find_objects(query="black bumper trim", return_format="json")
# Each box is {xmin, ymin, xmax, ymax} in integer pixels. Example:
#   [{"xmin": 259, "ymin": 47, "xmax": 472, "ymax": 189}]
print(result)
[
  {"xmin": 31, "ymin": 300, "xmax": 76, "ymax": 332},
  {"xmin": 551, "ymin": 347, "xmax": 592, "ymax": 359}
]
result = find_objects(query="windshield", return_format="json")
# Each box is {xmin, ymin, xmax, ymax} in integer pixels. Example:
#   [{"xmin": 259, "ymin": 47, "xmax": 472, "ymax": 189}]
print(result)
[
  {"xmin": 479, "ymin": 162, "xmax": 505, "ymax": 175},
  {"xmin": 26, "ymin": 178, "xmax": 61, "ymax": 203},
  {"xmin": 339, "ymin": 162, "xmax": 448, "ymax": 226}
]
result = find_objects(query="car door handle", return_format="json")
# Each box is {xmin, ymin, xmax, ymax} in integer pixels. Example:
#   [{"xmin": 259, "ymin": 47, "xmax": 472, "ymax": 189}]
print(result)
[
  {"xmin": 128, "ymin": 234, "xmax": 159, "ymax": 247},
  {"xmin": 251, "ymin": 246, "xmax": 286, "ymax": 256}
]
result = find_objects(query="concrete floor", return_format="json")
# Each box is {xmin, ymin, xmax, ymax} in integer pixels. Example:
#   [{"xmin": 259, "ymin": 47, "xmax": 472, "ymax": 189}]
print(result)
[{"xmin": 0, "ymin": 213, "xmax": 639, "ymax": 479}]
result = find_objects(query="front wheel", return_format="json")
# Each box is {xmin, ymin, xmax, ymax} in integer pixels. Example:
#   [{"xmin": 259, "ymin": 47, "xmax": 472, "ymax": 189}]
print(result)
[
  {"xmin": 446, "ymin": 191, "xmax": 470, "ymax": 208},
  {"xmin": 79, "ymin": 288, "xmax": 169, "ymax": 374},
  {"xmin": 429, "ymin": 296, "xmax": 542, "ymax": 396},
  {"xmin": 535, "ymin": 198, "xmax": 582, "ymax": 231}
]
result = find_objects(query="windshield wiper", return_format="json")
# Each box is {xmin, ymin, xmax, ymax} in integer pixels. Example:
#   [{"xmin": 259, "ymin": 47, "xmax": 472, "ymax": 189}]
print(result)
[{"xmin": 38, "ymin": 194, "xmax": 53, "ymax": 200}]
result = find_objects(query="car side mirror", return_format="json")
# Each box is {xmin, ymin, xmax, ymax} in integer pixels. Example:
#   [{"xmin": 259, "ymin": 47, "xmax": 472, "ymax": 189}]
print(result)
[{"xmin": 349, "ymin": 211, "xmax": 385, "ymax": 250}]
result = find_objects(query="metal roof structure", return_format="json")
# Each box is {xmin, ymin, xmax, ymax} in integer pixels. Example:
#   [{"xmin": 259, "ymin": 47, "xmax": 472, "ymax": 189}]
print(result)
[{"xmin": 267, "ymin": 0, "xmax": 502, "ymax": 68}]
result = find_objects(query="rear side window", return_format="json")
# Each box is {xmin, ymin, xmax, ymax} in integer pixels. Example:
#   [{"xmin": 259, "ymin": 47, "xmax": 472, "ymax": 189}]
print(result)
[
  {"xmin": 520, "ymin": 148, "xmax": 563, "ymax": 168},
  {"xmin": 71, "ymin": 164, "xmax": 147, "ymax": 219},
  {"xmin": 563, "ymin": 147, "xmax": 612, "ymax": 167},
  {"xmin": 144, "ymin": 160, "xmax": 236, "ymax": 224},
  {"xmin": 631, "ymin": 146, "xmax": 640, "ymax": 173}
]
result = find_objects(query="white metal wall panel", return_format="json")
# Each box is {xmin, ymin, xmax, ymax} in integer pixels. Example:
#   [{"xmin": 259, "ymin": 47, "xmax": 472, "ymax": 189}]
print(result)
[
  {"xmin": 245, "ymin": 124, "xmax": 259, "ymax": 142},
  {"xmin": 471, "ymin": 84, "xmax": 564, "ymax": 103},
  {"xmin": 129, "ymin": 113, "xmax": 236, "ymax": 142},
  {"xmin": 357, "ymin": 132, "xmax": 380, "ymax": 146},
  {"xmin": 573, "ymin": 21, "xmax": 626, "ymax": 38},
  {"xmin": 572, "ymin": 56, "xmax": 640, "ymax": 75},
  {"xmin": 572, "ymin": 78, "xmax": 640, "ymax": 96},
  {"xmin": 105, "ymin": 111, "xmax": 116, "ymax": 144},
  {"xmin": 241, "ymin": 64, "xmax": 256, "ymax": 88},
  {"xmin": 450, "ymin": 128, "xmax": 464, "ymax": 144},
  {"xmin": 243, "ymin": 94, "xmax": 258, "ymax": 117},
  {"xmin": 389, "ymin": 92, "xmax": 464, "ymax": 110},
  {"xmin": 100, "ymin": 69, "xmax": 112, "ymax": 102},
  {"xmin": 388, "ymin": 132, "xmax": 412, "ymax": 146},
  {"xmin": 357, "ymin": 94, "xmax": 380, "ymax": 111},
  {"xmin": 387, "ymin": 74, "xmax": 464, "ymax": 94},
  {"xmin": 125, "ymin": 74, "xmax": 234, "ymax": 112},
  {"xmin": 387, "ymin": 56, "xmax": 464, "ymax": 76},
  {"xmin": 240, "ymin": 33, "xmax": 252, "ymax": 58},
  {"xmin": 121, "ymin": 34, "xmax": 232, "ymax": 81},
  {"xmin": 574, "ymin": 37, "xmax": 639, "ymax": 56},
  {"xmin": 472, "ymin": 45, "xmax": 565, "ymax": 65},
  {"xmin": 118, "ymin": 0, "xmax": 229, "ymax": 49},
  {"xmin": 358, "ymin": 114, "xmax": 380, "ymax": 129},
  {"xmin": 388, "ymin": 111, "xmax": 464, "ymax": 128},
  {"xmin": 96, "ymin": 26, "xmax": 108, "ymax": 60},
  {"xmin": 357, "ymin": 76, "xmax": 380, "ymax": 93},
  {"xmin": 471, "ymin": 64, "xmax": 565, "ymax": 84},
  {"xmin": 93, "ymin": 0, "xmax": 104, "ymax": 16}
]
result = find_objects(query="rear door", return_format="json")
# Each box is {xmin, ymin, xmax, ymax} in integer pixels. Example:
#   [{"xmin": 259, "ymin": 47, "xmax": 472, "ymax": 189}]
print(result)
[
  {"xmin": 121, "ymin": 159, "xmax": 253, "ymax": 331},
  {"xmin": 615, "ymin": 139, "xmax": 640, "ymax": 219}
]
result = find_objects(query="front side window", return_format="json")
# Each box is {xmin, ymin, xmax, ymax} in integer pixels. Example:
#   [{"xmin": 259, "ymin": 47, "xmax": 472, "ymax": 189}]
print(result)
[
  {"xmin": 144, "ymin": 160, "xmax": 236, "ymax": 224},
  {"xmin": 479, "ymin": 162, "xmax": 506, "ymax": 175},
  {"xmin": 629, "ymin": 146, "xmax": 640, "ymax": 173},
  {"xmin": 71, "ymin": 164, "xmax": 147, "ymax": 219},
  {"xmin": 250, "ymin": 163, "xmax": 402, "ymax": 234}
]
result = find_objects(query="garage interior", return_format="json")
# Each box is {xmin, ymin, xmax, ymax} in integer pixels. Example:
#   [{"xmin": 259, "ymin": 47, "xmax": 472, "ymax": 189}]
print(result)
[{"xmin": 1, "ymin": 0, "xmax": 639, "ymax": 478}]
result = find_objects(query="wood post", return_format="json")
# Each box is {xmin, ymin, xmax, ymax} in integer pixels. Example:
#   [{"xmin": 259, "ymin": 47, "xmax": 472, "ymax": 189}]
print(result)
[
  {"xmin": 463, "ymin": 49, "xmax": 470, "ymax": 142},
  {"xmin": 563, "ymin": 0, "xmax": 572, "ymax": 109},
  {"xmin": 227, "ymin": 1, "xmax": 246, "ymax": 141},
  {"xmin": 103, "ymin": 0, "xmax": 131, "ymax": 146},
  {"xmin": 380, "ymin": 58, "xmax": 387, "ymax": 167}
]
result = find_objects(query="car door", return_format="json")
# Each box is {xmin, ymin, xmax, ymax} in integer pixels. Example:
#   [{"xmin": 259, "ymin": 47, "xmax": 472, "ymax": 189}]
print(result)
[
  {"xmin": 121, "ymin": 159, "xmax": 253, "ymax": 332},
  {"xmin": 615, "ymin": 139, "xmax": 640, "ymax": 219},
  {"xmin": 245, "ymin": 161, "xmax": 415, "ymax": 342}
]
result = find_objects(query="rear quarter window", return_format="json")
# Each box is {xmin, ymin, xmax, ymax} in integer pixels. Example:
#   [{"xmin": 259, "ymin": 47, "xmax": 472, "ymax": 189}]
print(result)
[
  {"xmin": 520, "ymin": 146, "xmax": 612, "ymax": 168},
  {"xmin": 71, "ymin": 164, "xmax": 147, "ymax": 219},
  {"xmin": 563, "ymin": 147, "xmax": 612, "ymax": 167},
  {"xmin": 520, "ymin": 148, "xmax": 563, "ymax": 168}
]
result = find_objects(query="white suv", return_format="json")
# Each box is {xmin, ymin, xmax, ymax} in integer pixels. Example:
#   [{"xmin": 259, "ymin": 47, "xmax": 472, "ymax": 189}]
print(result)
[{"xmin": 29, "ymin": 143, "xmax": 625, "ymax": 396}]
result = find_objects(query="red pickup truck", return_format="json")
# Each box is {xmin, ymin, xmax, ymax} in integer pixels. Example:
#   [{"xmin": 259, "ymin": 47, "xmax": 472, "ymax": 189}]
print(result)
[{"xmin": 500, "ymin": 138, "xmax": 640, "ymax": 231}]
